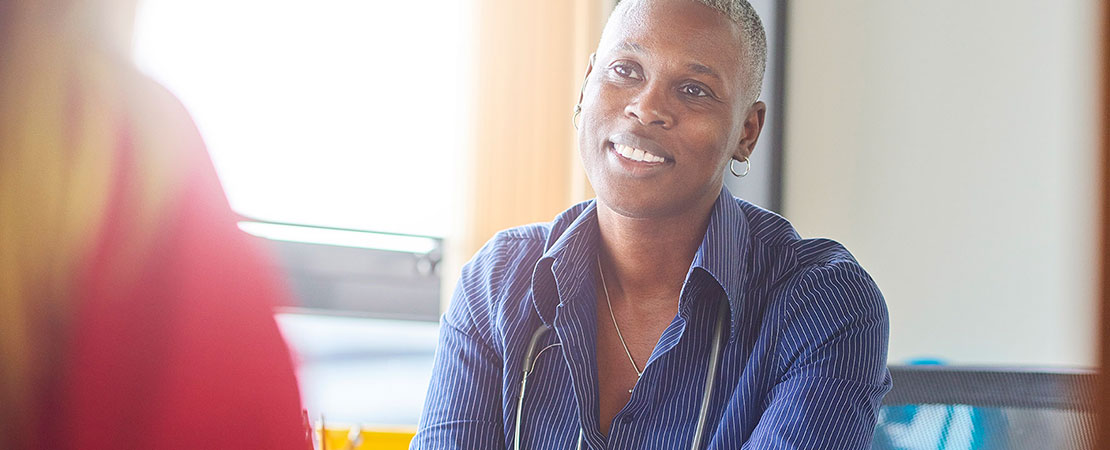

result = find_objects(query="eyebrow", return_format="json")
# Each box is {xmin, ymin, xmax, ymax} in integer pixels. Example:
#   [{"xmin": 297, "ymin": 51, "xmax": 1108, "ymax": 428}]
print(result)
[
  {"xmin": 617, "ymin": 41, "xmax": 645, "ymax": 53},
  {"xmin": 687, "ymin": 63, "xmax": 721, "ymax": 81}
]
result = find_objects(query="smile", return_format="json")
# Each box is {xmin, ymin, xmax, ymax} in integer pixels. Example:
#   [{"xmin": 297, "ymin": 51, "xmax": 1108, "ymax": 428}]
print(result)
[{"xmin": 612, "ymin": 143, "xmax": 666, "ymax": 164}]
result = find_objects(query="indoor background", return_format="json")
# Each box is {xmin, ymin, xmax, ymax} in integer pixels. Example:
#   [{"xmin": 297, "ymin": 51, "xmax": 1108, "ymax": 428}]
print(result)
[{"xmin": 125, "ymin": 0, "xmax": 1102, "ymax": 438}]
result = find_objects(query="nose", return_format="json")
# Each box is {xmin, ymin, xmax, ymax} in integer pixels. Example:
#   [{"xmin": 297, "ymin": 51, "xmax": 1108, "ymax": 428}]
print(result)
[{"xmin": 624, "ymin": 83, "xmax": 674, "ymax": 129}]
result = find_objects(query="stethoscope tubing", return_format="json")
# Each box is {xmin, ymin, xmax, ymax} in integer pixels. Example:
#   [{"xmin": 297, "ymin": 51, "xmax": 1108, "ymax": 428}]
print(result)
[
  {"xmin": 514, "ymin": 301, "xmax": 728, "ymax": 450},
  {"xmin": 516, "ymin": 325, "xmax": 556, "ymax": 450}
]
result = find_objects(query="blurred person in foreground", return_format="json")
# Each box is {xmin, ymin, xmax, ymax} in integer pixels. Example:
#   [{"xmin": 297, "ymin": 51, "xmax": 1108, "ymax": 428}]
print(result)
[
  {"xmin": 413, "ymin": 0, "xmax": 891, "ymax": 449},
  {"xmin": 0, "ymin": 2, "xmax": 311, "ymax": 449}
]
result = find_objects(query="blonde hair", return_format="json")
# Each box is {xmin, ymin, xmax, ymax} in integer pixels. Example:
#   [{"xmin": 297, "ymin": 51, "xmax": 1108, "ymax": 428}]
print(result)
[{"xmin": 0, "ymin": 1, "xmax": 189, "ymax": 445}]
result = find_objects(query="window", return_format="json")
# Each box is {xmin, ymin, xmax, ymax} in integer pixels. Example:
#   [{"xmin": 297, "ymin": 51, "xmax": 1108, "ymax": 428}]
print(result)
[{"xmin": 133, "ymin": 0, "xmax": 471, "ymax": 238}]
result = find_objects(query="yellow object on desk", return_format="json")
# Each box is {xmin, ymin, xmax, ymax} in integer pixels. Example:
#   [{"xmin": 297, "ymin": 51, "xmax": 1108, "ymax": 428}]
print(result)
[{"xmin": 316, "ymin": 423, "xmax": 416, "ymax": 450}]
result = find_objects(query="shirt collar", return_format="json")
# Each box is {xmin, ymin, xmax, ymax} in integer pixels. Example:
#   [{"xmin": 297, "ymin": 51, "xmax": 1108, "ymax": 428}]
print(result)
[
  {"xmin": 530, "ymin": 186, "xmax": 749, "ymax": 340},
  {"xmin": 530, "ymin": 200, "xmax": 600, "ymax": 328},
  {"xmin": 689, "ymin": 185, "xmax": 750, "ymax": 342}
]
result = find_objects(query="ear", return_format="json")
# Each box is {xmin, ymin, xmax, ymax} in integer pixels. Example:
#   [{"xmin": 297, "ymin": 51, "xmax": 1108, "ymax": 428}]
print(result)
[
  {"xmin": 577, "ymin": 53, "xmax": 596, "ymax": 106},
  {"xmin": 733, "ymin": 101, "xmax": 767, "ymax": 161}
]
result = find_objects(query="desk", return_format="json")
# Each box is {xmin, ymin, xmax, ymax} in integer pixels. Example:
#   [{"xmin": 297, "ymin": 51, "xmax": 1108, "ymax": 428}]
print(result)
[{"xmin": 318, "ymin": 424, "xmax": 416, "ymax": 450}]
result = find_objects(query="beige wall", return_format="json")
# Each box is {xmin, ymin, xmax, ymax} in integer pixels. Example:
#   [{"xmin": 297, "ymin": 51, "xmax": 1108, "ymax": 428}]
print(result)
[
  {"xmin": 442, "ymin": 0, "xmax": 613, "ymax": 308},
  {"xmin": 784, "ymin": 1, "xmax": 1101, "ymax": 366}
]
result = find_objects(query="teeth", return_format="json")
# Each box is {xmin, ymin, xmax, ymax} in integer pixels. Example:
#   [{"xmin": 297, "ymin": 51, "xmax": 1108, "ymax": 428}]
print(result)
[
  {"xmin": 617, "ymin": 144, "xmax": 634, "ymax": 159},
  {"xmin": 613, "ymin": 143, "xmax": 665, "ymax": 163}
]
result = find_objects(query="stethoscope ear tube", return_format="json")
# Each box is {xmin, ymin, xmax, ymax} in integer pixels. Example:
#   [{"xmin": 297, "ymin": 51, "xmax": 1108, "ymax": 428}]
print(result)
[
  {"xmin": 516, "ymin": 324, "xmax": 553, "ymax": 450},
  {"xmin": 522, "ymin": 324, "xmax": 552, "ymax": 376}
]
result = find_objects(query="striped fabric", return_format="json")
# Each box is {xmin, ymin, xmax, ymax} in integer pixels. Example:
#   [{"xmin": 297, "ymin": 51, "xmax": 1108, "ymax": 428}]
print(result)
[{"xmin": 413, "ymin": 186, "xmax": 891, "ymax": 450}]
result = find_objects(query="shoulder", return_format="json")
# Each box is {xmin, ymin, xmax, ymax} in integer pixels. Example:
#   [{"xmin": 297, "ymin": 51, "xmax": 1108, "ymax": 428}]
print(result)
[
  {"xmin": 784, "ymin": 258, "xmax": 886, "ymax": 323},
  {"xmin": 731, "ymin": 196, "xmax": 885, "ymax": 325},
  {"xmin": 733, "ymin": 197, "xmax": 874, "ymax": 288},
  {"xmin": 459, "ymin": 199, "xmax": 592, "ymax": 281},
  {"xmin": 458, "ymin": 199, "xmax": 593, "ymax": 285},
  {"xmin": 736, "ymin": 198, "xmax": 851, "ymax": 263},
  {"xmin": 452, "ymin": 200, "xmax": 593, "ymax": 325},
  {"xmin": 453, "ymin": 224, "xmax": 548, "ymax": 311}
]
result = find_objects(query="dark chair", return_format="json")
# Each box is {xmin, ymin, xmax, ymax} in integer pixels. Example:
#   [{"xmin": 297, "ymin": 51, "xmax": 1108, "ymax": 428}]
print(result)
[{"xmin": 872, "ymin": 365, "xmax": 1098, "ymax": 450}]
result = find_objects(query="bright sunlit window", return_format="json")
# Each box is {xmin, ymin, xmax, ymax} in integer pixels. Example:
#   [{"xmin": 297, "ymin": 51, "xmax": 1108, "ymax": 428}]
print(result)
[{"xmin": 133, "ymin": 0, "xmax": 470, "ymax": 237}]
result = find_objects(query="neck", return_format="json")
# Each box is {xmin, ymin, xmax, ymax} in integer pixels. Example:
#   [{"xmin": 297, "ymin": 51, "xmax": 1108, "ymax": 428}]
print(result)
[{"xmin": 595, "ymin": 195, "xmax": 717, "ymax": 304}]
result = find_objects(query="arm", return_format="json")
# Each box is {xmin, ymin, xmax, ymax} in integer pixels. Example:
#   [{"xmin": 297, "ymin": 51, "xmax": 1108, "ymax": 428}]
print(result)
[
  {"xmin": 411, "ymin": 263, "xmax": 506, "ymax": 450},
  {"xmin": 742, "ymin": 261, "xmax": 892, "ymax": 450}
]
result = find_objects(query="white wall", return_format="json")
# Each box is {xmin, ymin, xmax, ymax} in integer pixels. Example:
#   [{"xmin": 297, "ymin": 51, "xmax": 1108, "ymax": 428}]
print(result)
[{"xmin": 783, "ymin": 1, "xmax": 1101, "ymax": 366}]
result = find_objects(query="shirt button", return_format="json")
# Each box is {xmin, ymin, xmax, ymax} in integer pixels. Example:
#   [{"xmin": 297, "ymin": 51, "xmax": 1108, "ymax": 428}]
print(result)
[{"xmin": 620, "ymin": 415, "xmax": 635, "ymax": 424}]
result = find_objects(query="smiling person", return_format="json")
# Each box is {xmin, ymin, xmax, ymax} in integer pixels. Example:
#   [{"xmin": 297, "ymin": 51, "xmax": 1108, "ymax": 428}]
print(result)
[{"xmin": 412, "ymin": 0, "xmax": 891, "ymax": 449}]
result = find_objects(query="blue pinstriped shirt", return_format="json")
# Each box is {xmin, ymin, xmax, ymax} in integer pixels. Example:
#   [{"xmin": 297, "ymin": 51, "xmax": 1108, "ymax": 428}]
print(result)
[{"xmin": 413, "ymin": 187, "xmax": 891, "ymax": 449}]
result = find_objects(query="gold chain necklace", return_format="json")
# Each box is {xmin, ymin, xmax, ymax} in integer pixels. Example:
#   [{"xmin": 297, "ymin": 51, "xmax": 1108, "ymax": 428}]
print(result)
[{"xmin": 596, "ymin": 254, "xmax": 643, "ymax": 392}]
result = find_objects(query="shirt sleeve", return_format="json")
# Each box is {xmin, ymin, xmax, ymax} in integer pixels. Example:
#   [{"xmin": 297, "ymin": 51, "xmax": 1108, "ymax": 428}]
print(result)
[
  {"xmin": 410, "ymin": 260, "xmax": 506, "ymax": 450},
  {"xmin": 741, "ymin": 261, "xmax": 892, "ymax": 450}
]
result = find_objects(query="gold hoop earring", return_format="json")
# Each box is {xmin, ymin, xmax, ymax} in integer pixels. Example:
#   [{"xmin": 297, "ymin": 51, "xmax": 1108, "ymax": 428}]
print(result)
[
  {"xmin": 572, "ymin": 105, "xmax": 582, "ymax": 130},
  {"xmin": 730, "ymin": 158, "xmax": 750, "ymax": 177}
]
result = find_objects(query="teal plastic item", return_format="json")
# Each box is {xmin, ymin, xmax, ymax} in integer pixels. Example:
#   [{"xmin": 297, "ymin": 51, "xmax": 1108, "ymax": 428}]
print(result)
[{"xmin": 871, "ymin": 360, "xmax": 1009, "ymax": 450}]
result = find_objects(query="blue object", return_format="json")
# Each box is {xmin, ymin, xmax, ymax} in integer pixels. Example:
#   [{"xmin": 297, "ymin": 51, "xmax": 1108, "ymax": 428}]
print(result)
[{"xmin": 872, "ymin": 361, "xmax": 1010, "ymax": 450}]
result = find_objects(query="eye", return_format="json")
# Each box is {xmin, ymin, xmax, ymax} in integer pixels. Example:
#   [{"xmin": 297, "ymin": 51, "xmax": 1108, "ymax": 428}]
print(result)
[
  {"xmin": 680, "ymin": 84, "xmax": 709, "ymax": 97},
  {"xmin": 610, "ymin": 63, "xmax": 643, "ymax": 80}
]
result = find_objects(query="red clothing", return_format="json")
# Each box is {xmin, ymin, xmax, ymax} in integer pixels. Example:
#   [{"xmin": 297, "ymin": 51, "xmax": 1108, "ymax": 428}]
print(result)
[{"xmin": 55, "ymin": 76, "xmax": 310, "ymax": 450}]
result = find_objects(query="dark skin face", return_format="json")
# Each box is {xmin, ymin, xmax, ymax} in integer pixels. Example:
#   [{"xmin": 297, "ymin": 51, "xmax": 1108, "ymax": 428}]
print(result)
[{"xmin": 578, "ymin": 0, "xmax": 766, "ymax": 220}]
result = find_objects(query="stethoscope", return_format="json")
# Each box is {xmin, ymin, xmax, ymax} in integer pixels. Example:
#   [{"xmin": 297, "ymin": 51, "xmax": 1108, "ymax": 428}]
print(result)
[{"xmin": 514, "ymin": 301, "xmax": 729, "ymax": 450}]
